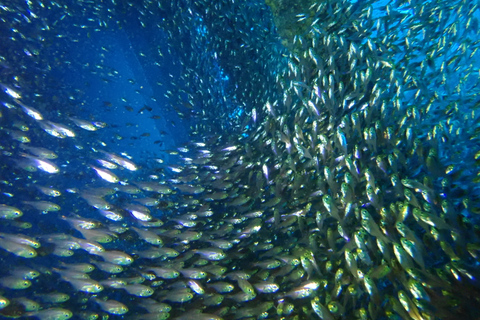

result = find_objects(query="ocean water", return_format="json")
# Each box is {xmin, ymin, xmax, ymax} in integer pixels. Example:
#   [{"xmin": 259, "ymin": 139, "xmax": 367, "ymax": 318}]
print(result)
[{"xmin": 0, "ymin": 0, "xmax": 480, "ymax": 319}]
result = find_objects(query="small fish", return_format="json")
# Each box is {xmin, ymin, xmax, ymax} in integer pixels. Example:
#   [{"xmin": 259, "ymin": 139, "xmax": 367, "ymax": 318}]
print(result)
[
  {"xmin": 36, "ymin": 185, "xmax": 61, "ymax": 197},
  {"xmin": 93, "ymin": 261, "xmax": 123, "ymax": 274},
  {"xmin": 187, "ymin": 279, "xmax": 205, "ymax": 294},
  {"xmin": 97, "ymin": 250, "xmax": 134, "ymax": 265},
  {"xmin": 0, "ymin": 238, "xmax": 36, "ymax": 258},
  {"xmin": 208, "ymin": 281, "xmax": 235, "ymax": 293},
  {"xmin": 39, "ymin": 120, "xmax": 75, "ymax": 138},
  {"xmin": 122, "ymin": 284, "xmax": 154, "ymax": 297},
  {"xmin": 94, "ymin": 298, "xmax": 128, "ymax": 315},
  {"xmin": 90, "ymin": 166, "xmax": 119, "ymax": 183},
  {"xmin": 64, "ymin": 278, "xmax": 103, "ymax": 293},
  {"xmin": 161, "ymin": 289, "xmax": 194, "ymax": 303},
  {"xmin": 131, "ymin": 227, "xmax": 163, "ymax": 245},
  {"xmin": 20, "ymin": 154, "xmax": 59, "ymax": 173},
  {"xmin": 15, "ymin": 100, "xmax": 43, "ymax": 120},
  {"xmin": 193, "ymin": 248, "xmax": 226, "ymax": 260},
  {"xmin": 0, "ymin": 204, "xmax": 23, "ymax": 219},
  {"xmin": 23, "ymin": 200, "xmax": 60, "ymax": 213},
  {"xmin": 0, "ymin": 232, "xmax": 40, "ymax": 248},
  {"xmin": 178, "ymin": 268, "xmax": 207, "ymax": 279},
  {"xmin": 0, "ymin": 276, "xmax": 31, "ymax": 289},
  {"xmin": 68, "ymin": 117, "xmax": 98, "ymax": 131},
  {"xmin": 14, "ymin": 297, "xmax": 39, "ymax": 312},
  {"xmin": 26, "ymin": 308, "xmax": 73, "ymax": 320},
  {"xmin": 253, "ymin": 281, "xmax": 279, "ymax": 293},
  {"xmin": 36, "ymin": 293, "xmax": 70, "ymax": 304}
]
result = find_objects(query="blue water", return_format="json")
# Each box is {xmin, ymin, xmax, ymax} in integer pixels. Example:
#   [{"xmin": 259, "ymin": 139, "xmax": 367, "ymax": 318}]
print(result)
[{"xmin": 1, "ymin": 0, "xmax": 480, "ymax": 319}]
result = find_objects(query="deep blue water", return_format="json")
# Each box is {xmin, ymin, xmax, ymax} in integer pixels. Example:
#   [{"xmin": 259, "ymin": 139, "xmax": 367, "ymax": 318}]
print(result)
[{"xmin": 1, "ymin": 0, "xmax": 480, "ymax": 319}]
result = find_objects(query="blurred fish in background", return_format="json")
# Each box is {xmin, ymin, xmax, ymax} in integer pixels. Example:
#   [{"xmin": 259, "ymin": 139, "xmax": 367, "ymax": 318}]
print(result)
[{"xmin": 0, "ymin": 0, "xmax": 480, "ymax": 319}]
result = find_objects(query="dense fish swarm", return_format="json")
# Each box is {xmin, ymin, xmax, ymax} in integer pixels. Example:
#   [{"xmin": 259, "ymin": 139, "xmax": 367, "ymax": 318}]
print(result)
[{"xmin": 1, "ymin": 0, "xmax": 480, "ymax": 319}]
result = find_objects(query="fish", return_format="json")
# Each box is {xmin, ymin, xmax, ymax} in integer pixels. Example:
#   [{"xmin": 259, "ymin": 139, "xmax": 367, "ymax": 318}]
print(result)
[
  {"xmin": 25, "ymin": 308, "xmax": 73, "ymax": 320},
  {"xmin": 93, "ymin": 298, "xmax": 128, "ymax": 315},
  {"xmin": 0, "ymin": 0, "xmax": 479, "ymax": 319},
  {"xmin": 0, "ymin": 238, "xmax": 37, "ymax": 258},
  {"xmin": 0, "ymin": 205, "xmax": 23, "ymax": 219}
]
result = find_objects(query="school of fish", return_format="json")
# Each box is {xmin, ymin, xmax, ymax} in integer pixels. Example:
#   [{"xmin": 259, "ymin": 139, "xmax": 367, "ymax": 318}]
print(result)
[{"xmin": 1, "ymin": 0, "xmax": 480, "ymax": 319}]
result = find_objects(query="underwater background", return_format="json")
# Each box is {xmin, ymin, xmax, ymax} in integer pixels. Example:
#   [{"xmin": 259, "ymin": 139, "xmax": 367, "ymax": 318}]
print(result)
[{"xmin": 1, "ymin": 0, "xmax": 480, "ymax": 319}]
